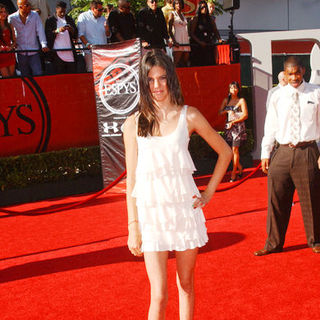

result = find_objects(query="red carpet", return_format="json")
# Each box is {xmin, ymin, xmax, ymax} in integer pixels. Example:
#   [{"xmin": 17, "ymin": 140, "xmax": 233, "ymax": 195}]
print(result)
[{"xmin": 0, "ymin": 168, "xmax": 319, "ymax": 320}]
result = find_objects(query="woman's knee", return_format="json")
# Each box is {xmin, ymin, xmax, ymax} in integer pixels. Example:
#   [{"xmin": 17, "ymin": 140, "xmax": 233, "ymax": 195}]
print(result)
[
  {"xmin": 177, "ymin": 276, "xmax": 194, "ymax": 295},
  {"xmin": 151, "ymin": 289, "xmax": 168, "ymax": 307},
  {"xmin": 232, "ymin": 146, "xmax": 239, "ymax": 154}
]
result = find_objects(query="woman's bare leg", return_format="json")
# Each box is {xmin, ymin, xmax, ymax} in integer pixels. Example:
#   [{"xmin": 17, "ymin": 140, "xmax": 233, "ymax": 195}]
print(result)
[
  {"xmin": 176, "ymin": 248, "xmax": 198, "ymax": 320},
  {"xmin": 173, "ymin": 51, "xmax": 183, "ymax": 67},
  {"xmin": 144, "ymin": 251, "xmax": 169, "ymax": 320},
  {"xmin": 0, "ymin": 67, "xmax": 9, "ymax": 78},
  {"xmin": 231, "ymin": 146, "xmax": 240, "ymax": 179},
  {"xmin": 8, "ymin": 64, "xmax": 15, "ymax": 77},
  {"xmin": 181, "ymin": 52, "xmax": 190, "ymax": 67}
]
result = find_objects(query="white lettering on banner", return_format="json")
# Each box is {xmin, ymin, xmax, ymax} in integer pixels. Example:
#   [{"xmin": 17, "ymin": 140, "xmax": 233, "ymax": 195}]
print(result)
[
  {"xmin": 102, "ymin": 121, "xmax": 126, "ymax": 137},
  {"xmin": 103, "ymin": 122, "xmax": 119, "ymax": 134},
  {"xmin": 103, "ymin": 82, "xmax": 138, "ymax": 95},
  {"xmin": 99, "ymin": 63, "xmax": 140, "ymax": 115}
]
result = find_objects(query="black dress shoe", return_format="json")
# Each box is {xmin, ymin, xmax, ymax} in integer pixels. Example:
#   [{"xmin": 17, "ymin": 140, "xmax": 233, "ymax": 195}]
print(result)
[
  {"xmin": 312, "ymin": 246, "xmax": 320, "ymax": 253},
  {"xmin": 254, "ymin": 248, "xmax": 283, "ymax": 256}
]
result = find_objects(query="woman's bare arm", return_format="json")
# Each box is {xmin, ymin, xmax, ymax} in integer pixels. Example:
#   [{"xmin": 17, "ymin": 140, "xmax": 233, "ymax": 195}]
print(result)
[
  {"xmin": 123, "ymin": 114, "xmax": 142, "ymax": 256},
  {"xmin": 187, "ymin": 107, "xmax": 232, "ymax": 207},
  {"xmin": 219, "ymin": 97, "xmax": 228, "ymax": 115}
]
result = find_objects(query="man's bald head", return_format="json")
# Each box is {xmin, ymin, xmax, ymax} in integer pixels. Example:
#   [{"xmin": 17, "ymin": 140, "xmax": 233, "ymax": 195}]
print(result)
[
  {"xmin": 278, "ymin": 71, "xmax": 288, "ymax": 87},
  {"xmin": 17, "ymin": 0, "xmax": 31, "ymax": 15}
]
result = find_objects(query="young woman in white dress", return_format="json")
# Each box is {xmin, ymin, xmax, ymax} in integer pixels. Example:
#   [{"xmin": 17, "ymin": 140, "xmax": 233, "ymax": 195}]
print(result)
[{"xmin": 123, "ymin": 49, "xmax": 232, "ymax": 320}]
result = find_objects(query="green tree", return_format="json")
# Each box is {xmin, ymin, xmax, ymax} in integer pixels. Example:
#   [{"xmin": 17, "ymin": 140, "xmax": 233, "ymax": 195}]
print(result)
[
  {"xmin": 69, "ymin": 0, "xmax": 224, "ymax": 23},
  {"xmin": 69, "ymin": 0, "xmax": 165, "ymax": 21}
]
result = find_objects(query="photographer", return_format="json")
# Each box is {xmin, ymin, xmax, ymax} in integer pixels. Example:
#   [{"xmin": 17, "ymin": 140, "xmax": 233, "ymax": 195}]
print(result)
[{"xmin": 45, "ymin": 1, "xmax": 78, "ymax": 74}]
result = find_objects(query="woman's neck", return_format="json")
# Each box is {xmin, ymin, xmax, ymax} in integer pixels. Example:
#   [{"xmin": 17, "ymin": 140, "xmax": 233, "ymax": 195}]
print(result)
[{"xmin": 155, "ymin": 102, "xmax": 179, "ymax": 121}]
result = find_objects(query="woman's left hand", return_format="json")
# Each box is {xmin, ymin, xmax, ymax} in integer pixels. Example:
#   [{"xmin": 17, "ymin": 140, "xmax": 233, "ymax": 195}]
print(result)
[{"xmin": 192, "ymin": 192, "xmax": 211, "ymax": 209}]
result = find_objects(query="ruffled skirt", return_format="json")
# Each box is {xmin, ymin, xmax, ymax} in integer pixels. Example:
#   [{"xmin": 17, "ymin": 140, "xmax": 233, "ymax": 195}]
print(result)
[{"xmin": 132, "ymin": 169, "xmax": 208, "ymax": 252}]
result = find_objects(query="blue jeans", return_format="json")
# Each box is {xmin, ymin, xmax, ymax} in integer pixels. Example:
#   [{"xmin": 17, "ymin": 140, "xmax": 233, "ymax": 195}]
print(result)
[{"xmin": 17, "ymin": 53, "xmax": 43, "ymax": 77}]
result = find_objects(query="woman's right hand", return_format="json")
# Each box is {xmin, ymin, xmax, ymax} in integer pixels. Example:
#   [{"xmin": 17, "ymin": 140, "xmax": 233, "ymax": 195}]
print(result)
[
  {"xmin": 128, "ymin": 223, "xmax": 143, "ymax": 257},
  {"xmin": 173, "ymin": 41, "xmax": 180, "ymax": 48}
]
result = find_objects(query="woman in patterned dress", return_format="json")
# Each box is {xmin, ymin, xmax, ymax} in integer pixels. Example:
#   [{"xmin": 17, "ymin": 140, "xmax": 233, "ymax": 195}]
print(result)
[{"xmin": 219, "ymin": 81, "xmax": 248, "ymax": 182}]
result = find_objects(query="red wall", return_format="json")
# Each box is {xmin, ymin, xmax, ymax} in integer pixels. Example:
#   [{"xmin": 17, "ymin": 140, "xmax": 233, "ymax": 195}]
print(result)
[
  {"xmin": 177, "ymin": 63, "xmax": 240, "ymax": 131},
  {"xmin": 0, "ymin": 64, "xmax": 240, "ymax": 157}
]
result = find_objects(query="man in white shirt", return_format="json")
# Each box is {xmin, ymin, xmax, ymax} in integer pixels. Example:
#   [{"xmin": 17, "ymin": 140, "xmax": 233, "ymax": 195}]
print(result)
[
  {"xmin": 266, "ymin": 71, "xmax": 288, "ymax": 110},
  {"xmin": 45, "ymin": 1, "xmax": 78, "ymax": 74},
  {"xmin": 255, "ymin": 56, "xmax": 320, "ymax": 256},
  {"xmin": 77, "ymin": 0, "xmax": 110, "ymax": 72}
]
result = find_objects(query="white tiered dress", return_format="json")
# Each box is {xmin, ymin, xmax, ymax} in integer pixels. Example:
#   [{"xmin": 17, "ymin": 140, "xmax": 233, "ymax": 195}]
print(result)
[{"xmin": 132, "ymin": 106, "xmax": 208, "ymax": 252}]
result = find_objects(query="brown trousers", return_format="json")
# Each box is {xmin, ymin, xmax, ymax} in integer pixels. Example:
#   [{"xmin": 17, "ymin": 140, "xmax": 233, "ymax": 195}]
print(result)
[{"xmin": 265, "ymin": 142, "xmax": 320, "ymax": 250}]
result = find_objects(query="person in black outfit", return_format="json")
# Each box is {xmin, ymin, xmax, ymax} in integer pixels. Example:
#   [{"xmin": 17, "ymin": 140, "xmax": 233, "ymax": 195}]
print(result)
[
  {"xmin": 45, "ymin": 1, "xmax": 78, "ymax": 74},
  {"xmin": 137, "ymin": 0, "xmax": 169, "ymax": 49},
  {"xmin": 189, "ymin": 0, "xmax": 219, "ymax": 66},
  {"xmin": 108, "ymin": 0, "xmax": 136, "ymax": 43}
]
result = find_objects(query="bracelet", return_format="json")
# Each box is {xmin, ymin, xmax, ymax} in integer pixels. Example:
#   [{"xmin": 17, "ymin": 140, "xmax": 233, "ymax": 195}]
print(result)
[
  {"xmin": 56, "ymin": 28, "xmax": 60, "ymax": 34},
  {"xmin": 128, "ymin": 220, "xmax": 138, "ymax": 226},
  {"xmin": 85, "ymin": 42, "xmax": 91, "ymax": 48}
]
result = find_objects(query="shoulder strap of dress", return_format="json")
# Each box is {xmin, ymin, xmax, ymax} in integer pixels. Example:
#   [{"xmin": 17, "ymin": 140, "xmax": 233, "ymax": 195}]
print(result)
[
  {"xmin": 179, "ymin": 105, "xmax": 188, "ymax": 124},
  {"xmin": 178, "ymin": 105, "xmax": 189, "ymax": 136},
  {"xmin": 182, "ymin": 105, "xmax": 188, "ymax": 116}
]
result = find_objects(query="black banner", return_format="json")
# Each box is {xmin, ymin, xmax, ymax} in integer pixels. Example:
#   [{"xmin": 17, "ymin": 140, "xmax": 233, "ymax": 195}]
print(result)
[{"xmin": 92, "ymin": 38, "xmax": 141, "ymax": 186}]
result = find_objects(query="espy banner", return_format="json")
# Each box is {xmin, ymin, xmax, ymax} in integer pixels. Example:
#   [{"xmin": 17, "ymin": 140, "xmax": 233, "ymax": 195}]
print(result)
[{"xmin": 92, "ymin": 38, "xmax": 141, "ymax": 186}]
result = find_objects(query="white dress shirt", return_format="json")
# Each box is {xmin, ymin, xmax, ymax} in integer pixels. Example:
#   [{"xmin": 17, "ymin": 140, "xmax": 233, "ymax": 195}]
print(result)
[
  {"xmin": 261, "ymin": 81, "xmax": 320, "ymax": 159},
  {"xmin": 266, "ymin": 83, "xmax": 285, "ymax": 111},
  {"xmin": 77, "ymin": 10, "xmax": 107, "ymax": 51}
]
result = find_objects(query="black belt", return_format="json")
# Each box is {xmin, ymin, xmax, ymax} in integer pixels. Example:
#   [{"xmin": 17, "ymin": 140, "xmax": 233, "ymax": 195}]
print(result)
[{"xmin": 280, "ymin": 140, "xmax": 315, "ymax": 149}]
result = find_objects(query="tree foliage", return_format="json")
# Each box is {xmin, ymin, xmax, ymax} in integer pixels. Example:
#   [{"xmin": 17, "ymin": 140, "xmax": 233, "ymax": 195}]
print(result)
[{"xmin": 69, "ymin": 0, "xmax": 224, "ymax": 22}]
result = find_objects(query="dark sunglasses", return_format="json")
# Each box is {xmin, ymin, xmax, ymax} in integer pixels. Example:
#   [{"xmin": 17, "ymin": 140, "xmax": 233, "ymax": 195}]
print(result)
[
  {"xmin": 150, "ymin": 0, "xmax": 157, "ymax": 3},
  {"xmin": 97, "ymin": 8, "xmax": 104, "ymax": 12}
]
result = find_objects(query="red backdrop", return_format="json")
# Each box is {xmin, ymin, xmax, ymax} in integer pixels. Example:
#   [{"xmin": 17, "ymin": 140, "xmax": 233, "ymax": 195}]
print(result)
[{"xmin": 0, "ymin": 64, "xmax": 240, "ymax": 157}]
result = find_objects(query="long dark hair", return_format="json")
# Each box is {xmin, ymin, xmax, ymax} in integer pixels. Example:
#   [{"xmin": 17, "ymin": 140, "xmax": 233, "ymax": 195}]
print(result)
[
  {"xmin": 226, "ymin": 81, "xmax": 241, "ymax": 105},
  {"xmin": 0, "ymin": 5, "xmax": 12, "ymax": 45},
  {"xmin": 173, "ymin": 0, "xmax": 185, "ymax": 10},
  {"xmin": 196, "ymin": 0, "xmax": 209, "ymax": 16},
  {"xmin": 195, "ymin": 1, "xmax": 213, "ymax": 35},
  {"xmin": 138, "ymin": 49, "xmax": 184, "ymax": 137}
]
